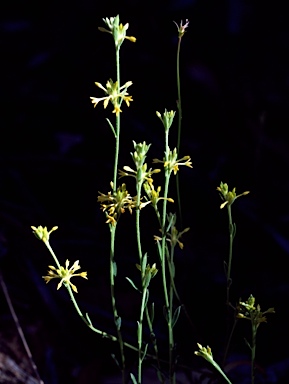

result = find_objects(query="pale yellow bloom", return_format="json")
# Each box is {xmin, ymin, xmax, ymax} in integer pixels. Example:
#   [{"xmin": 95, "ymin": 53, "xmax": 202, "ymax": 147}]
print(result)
[{"xmin": 43, "ymin": 259, "xmax": 88, "ymax": 293}]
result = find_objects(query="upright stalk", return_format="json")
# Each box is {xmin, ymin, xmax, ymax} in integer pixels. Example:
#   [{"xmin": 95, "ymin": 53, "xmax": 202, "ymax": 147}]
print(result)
[
  {"xmin": 226, "ymin": 205, "xmax": 233, "ymax": 306},
  {"xmin": 110, "ymin": 44, "xmax": 125, "ymax": 383},
  {"xmin": 176, "ymin": 36, "xmax": 183, "ymax": 228}
]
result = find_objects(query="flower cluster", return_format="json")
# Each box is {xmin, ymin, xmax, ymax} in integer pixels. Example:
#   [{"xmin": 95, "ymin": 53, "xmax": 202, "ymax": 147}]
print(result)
[
  {"xmin": 31, "ymin": 225, "xmax": 58, "ymax": 243},
  {"xmin": 143, "ymin": 182, "xmax": 174, "ymax": 208},
  {"xmin": 98, "ymin": 182, "xmax": 137, "ymax": 225},
  {"xmin": 236, "ymin": 294, "xmax": 275, "ymax": 326},
  {"xmin": 173, "ymin": 19, "xmax": 189, "ymax": 38},
  {"xmin": 153, "ymin": 148, "xmax": 192, "ymax": 175},
  {"xmin": 90, "ymin": 79, "xmax": 133, "ymax": 116},
  {"xmin": 43, "ymin": 259, "xmax": 88, "ymax": 293},
  {"xmin": 156, "ymin": 110, "xmax": 176, "ymax": 132},
  {"xmin": 217, "ymin": 182, "xmax": 250, "ymax": 209},
  {"xmin": 99, "ymin": 15, "xmax": 136, "ymax": 47},
  {"xmin": 194, "ymin": 343, "xmax": 214, "ymax": 363},
  {"xmin": 167, "ymin": 225, "xmax": 190, "ymax": 250}
]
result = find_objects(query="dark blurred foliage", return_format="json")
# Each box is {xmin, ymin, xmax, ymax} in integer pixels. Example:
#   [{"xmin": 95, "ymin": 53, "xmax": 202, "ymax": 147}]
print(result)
[{"xmin": 1, "ymin": 0, "xmax": 289, "ymax": 383}]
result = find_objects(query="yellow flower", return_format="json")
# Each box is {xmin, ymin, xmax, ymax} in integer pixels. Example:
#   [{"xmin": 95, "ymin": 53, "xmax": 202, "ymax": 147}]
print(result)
[
  {"xmin": 99, "ymin": 15, "xmax": 136, "ymax": 47},
  {"xmin": 43, "ymin": 259, "xmax": 88, "ymax": 293},
  {"xmin": 167, "ymin": 225, "xmax": 190, "ymax": 250},
  {"xmin": 98, "ymin": 183, "xmax": 137, "ymax": 225},
  {"xmin": 31, "ymin": 225, "xmax": 58, "ymax": 243},
  {"xmin": 236, "ymin": 294, "xmax": 275, "ymax": 325},
  {"xmin": 143, "ymin": 182, "xmax": 174, "ymax": 207},
  {"xmin": 153, "ymin": 148, "xmax": 192, "ymax": 175},
  {"xmin": 90, "ymin": 79, "xmax": 133, "ymax": 116},
  {"xmin": 194, "ymin": 343, "xmax": 213, "ymax": 363},
  {"xmin": 217, "ymin": 182, "xmax": 250, "ymax": 209}
]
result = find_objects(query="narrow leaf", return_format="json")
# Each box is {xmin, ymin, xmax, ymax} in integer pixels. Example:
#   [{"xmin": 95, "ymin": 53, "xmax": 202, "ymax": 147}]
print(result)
[
  {"xmin": 172, "ymin": 305, "xmax": 181, "ymax": 328},
  {"xmin": 113, "ymin": 261, "xmax": 117, "ymax": 277},
  {"xmin": 126, "ymin": 277, "xmax": 140, "ymax": 292},
  {"xmin": 130, "ymin": 373, "xmax": 138, "ymax": 384},
  {"xmin": 106, "ymin": 118, "xmax": 116, "ymax": 137}
]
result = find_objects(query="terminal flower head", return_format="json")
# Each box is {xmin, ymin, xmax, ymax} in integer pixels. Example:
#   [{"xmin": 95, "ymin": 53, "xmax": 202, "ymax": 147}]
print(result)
[
  {"xmin": 90, "ymin": 79, "xmax": 133, "ymax": 116},
  {"xmin": 31, "ymin": 225, "xmax": 58, "ymax": 243},
  {"xmin": 173, "ymin": 19, "xmax": 189, "ymax": 38},
  {"xmin": 43, "ymin": 259, "xmax": 88, "ymax": 293},
  {"xmin": 99, "ymin": 15, "xmax": 136, "ymax": 47},
  {"xmin": 217, "ymin": 182, "xmax": 250, "ymax": 209}
]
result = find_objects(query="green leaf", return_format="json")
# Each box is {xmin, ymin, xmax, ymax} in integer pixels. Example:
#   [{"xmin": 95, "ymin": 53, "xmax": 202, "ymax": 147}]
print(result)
[
  {"xmin": 106, "ymin": 118, "xmax": 116, "ymax": 137},
  {"xmin": 141, "ymin": 343, "xmax": 149, "ymax": 362},
  {"xmin": 113, "ymin": 261, "xmax": 117, "ymax": 277},
  {"xmin": 172, "ymin": 305, "xmax": 181, "ymax": 328},
  {"xmin": 126, "ymin": 277, "xmax": 140, "ymax": 292},
  {"xmin": 115, "ymin": 316, "xmax": 121, "ymax": 330},
  {"xmin": 130, "ymin": 373, "xmax": 138, "ymax": 384},
  {"xmin": 85, "ymin": 312, "xmax": 92, "ymax": 325},
  {"xmin": 141, "ymin": 253, "xmax": 148, "ymax": 275},
  {"xmin": 144, "ymin": 289, "xmax": 149, "ymax": 309}
]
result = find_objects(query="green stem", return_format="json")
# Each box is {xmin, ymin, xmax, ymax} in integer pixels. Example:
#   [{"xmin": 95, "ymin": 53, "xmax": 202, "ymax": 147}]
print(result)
[
  {"xmin": 113, "ymin": 46, "xmax": 121, "ymax": 191},
  {"xmin": 226, "ymin": 205, "xmax": 233, "ymax": 305},
  {"xmin": 44, "ymin": 241, "xmax": 61, "ymax": 269},
  {"xmin": 169, "ymin": 247, "xmax": 176, "ymax": 384},
  {"xmin": 144, "ymin": 307, "xmax": 164, "ymax": 383},
  {"xmin": 138, "ymin": 288, "xmax": 148, "ymax": 384},
  {"xmin": 176, "ymin": 36, "xmax": 183, "ymax": 228},
  {"xmin": 251, "ymin": 323, "xmax": 257, "ymax": 384},
  {"xmin": 110, "ymin": 225, "xmax": 125, "ymax": 383}
]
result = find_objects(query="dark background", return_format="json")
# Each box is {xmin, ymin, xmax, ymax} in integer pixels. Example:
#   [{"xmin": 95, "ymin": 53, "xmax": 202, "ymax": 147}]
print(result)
[{"xmin": 1, "ymin": 0, "xmax": 289, "ymax": 383}]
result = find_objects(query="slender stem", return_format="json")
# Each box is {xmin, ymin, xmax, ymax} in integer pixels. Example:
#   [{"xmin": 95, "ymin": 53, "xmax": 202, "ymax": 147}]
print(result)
[
  {"xmin": 0, "ymin": 272, "xmax": 44, "ymax": 384},
  {"xmin": 138, "ymin": 288, "xmax": 147, "ymax": 384},
  {"xmin": 135, "ymin": 182, "xmax": 145, "ymax": 384},
  {"xmin": 176, "ymin": 36, "xmax": 183, "ymax": 228},
  {"xmin": 222, "ymin": 317, "xmax": 238, "ymax": 366},
  {"xmin": 110, "ymin": 225, "xmax": 126, "ymax": 383},
  {"xmin": 44, "ymin": 241, "xmax": 61, "ymax": 269},
  {"xmin": 144, "ymin": 307, "xmax": 164, "ymax": 383},
  {"xmin": 176, "ymin": 37, "xmax": 182, "ymax": 153},
  {"xmin": 113, "ymin": 46, "xmax": 121, "ymax": 191},
  {"xmin": 251, "ymin": 323, "xmax": 257, "ymax": 384},
  {"xmin": 169, "ymin": 247, "xmax": 176, "ymax": 384},
  {"xmin": 226, "ymin": 205, "xmax": 233, "ymax": 305}
]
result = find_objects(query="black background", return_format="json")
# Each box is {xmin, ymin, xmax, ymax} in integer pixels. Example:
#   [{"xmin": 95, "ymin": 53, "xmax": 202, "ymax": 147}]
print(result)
[{"xmin": 1, "ymin": 0, "xmax": 289, "ymax": 383}]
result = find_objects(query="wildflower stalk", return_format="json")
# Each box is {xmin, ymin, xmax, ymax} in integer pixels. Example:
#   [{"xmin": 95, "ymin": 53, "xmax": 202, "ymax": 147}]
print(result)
[
  {"xmin": 226, "ymin": 204, "xmax": 233, "ymax": 306},
  {"xmin": 251, "ymin": 322, "xmax": 257, "ymax": 384},
  {"xmin": 175, "ymin": 29, "xmax": 183, "ymax": 228},
  {"xmin": 135, "ymin": 179, "xmax": 145, "ymax": 384},
  {"xmin": 113, "ymin": 46, "xmax": 121, "ymax": 190},
  {"xmin": 109, "ymin": 225, "xmax": 125, "ymax": 382},
  {"xmin": 162, "ymin": 139, "xmax": 175, "ymax": 384}
]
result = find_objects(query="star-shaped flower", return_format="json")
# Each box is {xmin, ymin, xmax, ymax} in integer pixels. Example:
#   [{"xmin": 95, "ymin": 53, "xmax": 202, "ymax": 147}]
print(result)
[{"xmin": 43, "ymin": 259, "xmax": 88, "ymax": 293}]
